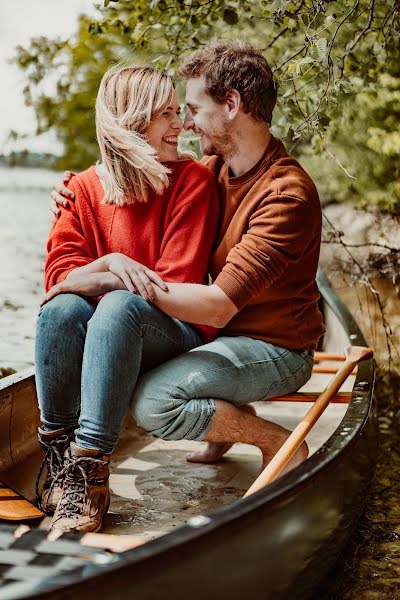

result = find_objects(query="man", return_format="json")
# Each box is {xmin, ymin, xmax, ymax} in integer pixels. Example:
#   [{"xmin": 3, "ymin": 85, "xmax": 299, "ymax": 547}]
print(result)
[{"xmin": 51, "ymin": 40, "xmax": 324, "ymax": 478}]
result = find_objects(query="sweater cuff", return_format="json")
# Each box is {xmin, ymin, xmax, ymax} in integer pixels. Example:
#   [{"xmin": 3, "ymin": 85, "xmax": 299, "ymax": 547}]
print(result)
[{"xmin": 214, "ymin": 270, "xmax": 254, "ymax": 310}]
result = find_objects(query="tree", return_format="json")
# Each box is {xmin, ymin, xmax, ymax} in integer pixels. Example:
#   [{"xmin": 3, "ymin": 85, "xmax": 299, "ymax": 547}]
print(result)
[
  {"xmin": 13, "ymin": 14, "xmax": 131, "ymax": 170},
  {"xmin": 13, "ymin": 0, "xmax": 400, "ymax": 210}
]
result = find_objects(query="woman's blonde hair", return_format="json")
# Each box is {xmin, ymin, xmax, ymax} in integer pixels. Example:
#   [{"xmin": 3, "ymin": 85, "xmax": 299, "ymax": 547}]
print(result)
[{"xmin": 95, "ymin": 65, "xmax": 175, "ymax": 205}]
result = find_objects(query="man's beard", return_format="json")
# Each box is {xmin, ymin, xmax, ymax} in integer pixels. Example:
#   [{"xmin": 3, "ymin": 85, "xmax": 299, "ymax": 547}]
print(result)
[{"xmin": 200, "ymin": 124, "xmax": 236, "ymax": 158}]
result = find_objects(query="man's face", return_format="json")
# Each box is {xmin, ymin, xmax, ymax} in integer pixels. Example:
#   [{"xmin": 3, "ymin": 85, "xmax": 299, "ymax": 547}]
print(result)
[{"xmin": 184, "ymin": 77, "xmax": 234, "ymax": 157}]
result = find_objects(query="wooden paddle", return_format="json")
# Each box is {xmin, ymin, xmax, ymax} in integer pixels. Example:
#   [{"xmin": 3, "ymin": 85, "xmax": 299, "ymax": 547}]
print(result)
[
  {"xmin": 81, "ymin": 532, "xmax": 152, "ymax": 552},
  {"xmin": 243, "ymin": 345, "xmax": 373, "ymax": 498},
  {"xmin": 0, "ymin": 481, "xmax": 44, "ymax": 521}
]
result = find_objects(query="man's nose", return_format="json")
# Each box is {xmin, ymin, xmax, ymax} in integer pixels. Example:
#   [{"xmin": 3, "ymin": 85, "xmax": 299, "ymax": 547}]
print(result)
[{"xmin": 183, "ymin": 112, "xmax": 194, "ymax": 130}]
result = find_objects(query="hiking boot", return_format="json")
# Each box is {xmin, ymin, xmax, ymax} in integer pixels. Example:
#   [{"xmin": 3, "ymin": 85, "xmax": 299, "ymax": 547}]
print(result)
[
  {"xmin": 36, "ymin": 427, "xmax": 75, "ymax": 515},
  {"xmin": 50, "ymin": 442, "xmax": 111, "ymax": 533}
]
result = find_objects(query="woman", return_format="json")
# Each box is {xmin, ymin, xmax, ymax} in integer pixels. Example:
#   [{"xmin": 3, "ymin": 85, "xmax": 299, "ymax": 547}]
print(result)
[{"xmin": 36, "ymin": 65, "xmax": 219, "ymax": 534}]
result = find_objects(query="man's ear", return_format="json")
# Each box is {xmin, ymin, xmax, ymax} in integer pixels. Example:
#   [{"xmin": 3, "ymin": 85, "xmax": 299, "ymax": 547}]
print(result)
[{"xmin": 226, "ymin": 89, "xmax": 242, "ymax": 120}]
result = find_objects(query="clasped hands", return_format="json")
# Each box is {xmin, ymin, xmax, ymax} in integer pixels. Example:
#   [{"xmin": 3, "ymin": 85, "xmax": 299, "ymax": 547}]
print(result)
[{"xmin": 42, "ymin": 253, "xmax": 169, "ymax": 306}]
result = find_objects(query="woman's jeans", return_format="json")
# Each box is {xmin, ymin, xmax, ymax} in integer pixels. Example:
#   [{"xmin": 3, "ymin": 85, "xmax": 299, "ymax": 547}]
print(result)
[
  {"xmin": 35, "ymin": 291, "xmax": 203, "ymax": 454},
  {"xmin": 130, "ymin": 336, "xmax": 314, "ymax": 441}
]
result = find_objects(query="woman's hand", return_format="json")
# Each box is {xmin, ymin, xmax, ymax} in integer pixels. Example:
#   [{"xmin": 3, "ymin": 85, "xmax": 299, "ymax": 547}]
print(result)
[
  {"xmin": 105, "ymin": 253, "xmax": 168, "ymax": 301},
  {"xmin": 50, "ymin": 171, "xmax": 75, "ymax": 216},
  {"xmin": 41, "ymin": 272, "xmax": 125, "ymax": 305}
]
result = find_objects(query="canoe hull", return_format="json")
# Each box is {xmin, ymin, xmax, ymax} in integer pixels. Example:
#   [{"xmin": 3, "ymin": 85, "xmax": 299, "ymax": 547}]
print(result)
[{"xmin": 0, "ymin": 271, "xmax": 376, "ymax": 600}]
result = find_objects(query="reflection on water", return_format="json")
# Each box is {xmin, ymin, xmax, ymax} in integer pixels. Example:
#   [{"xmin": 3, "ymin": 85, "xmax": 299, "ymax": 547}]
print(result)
[
  {"xmin": 0, "ymin": 167, "xmax": 56, "ymax": 371},
  {"xmin": 317, "ymin": 272, "xmax": 400, "ymax": 599}
]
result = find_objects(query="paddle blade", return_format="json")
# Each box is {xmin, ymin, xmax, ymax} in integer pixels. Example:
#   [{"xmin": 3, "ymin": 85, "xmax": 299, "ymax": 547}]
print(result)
[
  {"xmin": 0, "ymin": 481, "xmax": 44, "ymax": 521},
  {"xmin": 345, "ymin": 346, "xmax": 374, "ymax": 363}
]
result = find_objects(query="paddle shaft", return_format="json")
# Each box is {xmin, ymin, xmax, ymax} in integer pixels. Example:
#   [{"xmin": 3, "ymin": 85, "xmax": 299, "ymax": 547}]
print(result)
[{"xmin": 243, "ymin": 346, "xmax": 373, "ymax": 498}]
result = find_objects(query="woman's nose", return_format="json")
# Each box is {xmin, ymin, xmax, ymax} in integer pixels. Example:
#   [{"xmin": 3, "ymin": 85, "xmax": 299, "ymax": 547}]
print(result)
[{"xmin": 171, "ymin": 115, "xmax": 184, "ymax": 132}]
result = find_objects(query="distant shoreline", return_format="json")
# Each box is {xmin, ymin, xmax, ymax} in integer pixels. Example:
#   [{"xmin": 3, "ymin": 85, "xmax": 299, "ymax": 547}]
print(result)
[{"xmin": 0, "ymin": 151, "xmax": 59, "ymax": 170}]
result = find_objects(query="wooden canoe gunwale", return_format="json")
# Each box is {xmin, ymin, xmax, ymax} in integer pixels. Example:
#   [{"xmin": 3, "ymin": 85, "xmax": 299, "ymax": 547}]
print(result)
[
  {"xmin": 0, "ymin": 269, "xmax": 376, "ymax": 600},
  {"xmin": 0, "ymin": 368, "xmax": 35, "ymax": 394}
]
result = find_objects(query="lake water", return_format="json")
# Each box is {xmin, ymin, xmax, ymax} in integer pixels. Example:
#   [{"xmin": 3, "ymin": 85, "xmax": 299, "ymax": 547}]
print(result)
[{"xmin": 0, "ymin": 167, "xmax": 56, "ymax": 371}]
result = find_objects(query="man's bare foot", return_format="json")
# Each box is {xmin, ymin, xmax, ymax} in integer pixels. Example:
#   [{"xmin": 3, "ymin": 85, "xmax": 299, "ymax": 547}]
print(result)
[
  {"xmin": 260, "ymin": 438, "xmax": 309, "ymax": 475},
  {"xmin": 186, "ymin": 405, "xmax": 256, "ymax": 464}
]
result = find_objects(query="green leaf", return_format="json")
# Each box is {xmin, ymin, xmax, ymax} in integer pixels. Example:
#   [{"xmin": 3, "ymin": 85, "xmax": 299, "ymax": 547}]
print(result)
[
  {"xmin": 272, "ymin": 0, "xmax": 290, "ymax": 15},
  {"xmin": 296, "ymin": 56, "xmax": 314, "ymax": 75},
  {"xmin": 315, "ymin": 38, "xmax": 327, "ymax": 62}
]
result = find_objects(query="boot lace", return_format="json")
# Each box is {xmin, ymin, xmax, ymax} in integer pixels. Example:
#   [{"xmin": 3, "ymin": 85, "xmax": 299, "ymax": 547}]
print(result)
[
  {"xmin": 35, "ymin": 434, "xmax": 70, "ymax": 509},
  {"xmin": 51, "ymin": 456, "xmax": 108, "ymax": 524}
]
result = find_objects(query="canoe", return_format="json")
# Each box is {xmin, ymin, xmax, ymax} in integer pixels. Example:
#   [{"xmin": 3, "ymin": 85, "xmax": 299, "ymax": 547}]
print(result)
[{"xmin": 0, "ymin": 269, "xmax": 376, "ymax": 600}]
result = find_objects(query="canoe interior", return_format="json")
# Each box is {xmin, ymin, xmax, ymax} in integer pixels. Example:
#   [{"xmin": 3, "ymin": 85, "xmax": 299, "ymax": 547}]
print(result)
[{"xmin": 0, "ymin": 297, "xmax": 354, "ymax": 540}]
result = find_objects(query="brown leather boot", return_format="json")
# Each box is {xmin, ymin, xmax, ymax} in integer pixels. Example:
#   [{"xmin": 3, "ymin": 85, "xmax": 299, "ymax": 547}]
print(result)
[
  {"xmin": 36, "ymin": 427, "xmax": 75, "ymax": 515},
  {"xmin": 50, "ymin": 442, "xmax": 110, "ymax": 533}
]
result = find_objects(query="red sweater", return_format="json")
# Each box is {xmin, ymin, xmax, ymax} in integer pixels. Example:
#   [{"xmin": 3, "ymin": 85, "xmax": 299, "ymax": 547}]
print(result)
[{"xmin": 45, "ymin": 159, "xmax": 219, "ymax": 343}]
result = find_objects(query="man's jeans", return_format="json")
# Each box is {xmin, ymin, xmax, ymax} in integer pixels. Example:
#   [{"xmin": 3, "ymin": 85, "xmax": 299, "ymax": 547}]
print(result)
[
  {"xmin": 35, "ymin": 290, "xmax": 203, "ymax": 454},
  {"xmin": 131, "ymin": 336, "xmax": 314, "ymax": 440}
]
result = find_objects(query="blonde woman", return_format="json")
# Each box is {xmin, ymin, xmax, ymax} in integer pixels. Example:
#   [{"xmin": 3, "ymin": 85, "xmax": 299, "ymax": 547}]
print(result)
[{"xmin": 35, "ymin": 65, "xmax": 219, "ymax": 533}]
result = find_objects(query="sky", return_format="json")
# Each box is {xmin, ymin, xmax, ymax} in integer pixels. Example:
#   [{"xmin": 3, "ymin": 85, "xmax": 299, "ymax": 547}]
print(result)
[{"xmin": 0, "ymin": 0, "xmax": 98, "ymax": 154}]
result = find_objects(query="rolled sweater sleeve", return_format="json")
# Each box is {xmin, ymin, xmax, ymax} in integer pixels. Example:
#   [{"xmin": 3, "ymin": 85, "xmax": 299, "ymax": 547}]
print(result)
[
  {"xmin": 44, "ymin": 178, "xmax": 100, "ymax": 291},
  {"xmin": 214, "ymin": 195, "xmax": 316, "ymax": 310}
]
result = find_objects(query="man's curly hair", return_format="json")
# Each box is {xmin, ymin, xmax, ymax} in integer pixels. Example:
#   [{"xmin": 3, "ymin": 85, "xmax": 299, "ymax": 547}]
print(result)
[{"xmin": 179, "ymin": 40, "xmax": 277, "ymax": 125}]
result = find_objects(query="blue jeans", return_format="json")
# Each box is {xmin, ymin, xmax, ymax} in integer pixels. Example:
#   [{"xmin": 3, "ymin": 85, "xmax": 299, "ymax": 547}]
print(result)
[
  {"xmin": 131, "ymin": 336, "xmax": 314, "ymax": 440},
  {"xmin": 35, "ymin": 291, "xmax": 203, "ymax": 454}
]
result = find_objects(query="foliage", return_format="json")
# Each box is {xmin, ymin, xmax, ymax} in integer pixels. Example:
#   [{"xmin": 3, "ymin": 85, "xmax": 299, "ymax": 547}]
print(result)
[
  {"xmin": 12, "ymin": 0, "xmax": 400, "ymax": 211},
  {"xmin": 0, "ymin": 367, "xmax": 16, "ymax": 379},
  {"xmin": 13, "ymin": 15, "xmax": 130, "ymax": 170}
]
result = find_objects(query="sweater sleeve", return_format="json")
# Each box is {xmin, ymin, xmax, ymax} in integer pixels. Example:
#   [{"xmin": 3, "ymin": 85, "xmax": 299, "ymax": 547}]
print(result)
[
  {"xmin": 154, "ymin": 165, "xmax": 220, "ymax": 284},
  {"xmin": 214, "ymin": 195, "xmax": 317, "ymax": 309},
  {"xmin": 44, "ymin": 178, "xmax": 99, "ymax": 291}
]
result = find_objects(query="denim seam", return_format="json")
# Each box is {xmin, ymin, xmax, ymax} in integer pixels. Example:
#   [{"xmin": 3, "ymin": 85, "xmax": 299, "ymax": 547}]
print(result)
[
  {"xmin": 264, "ymin": 362, "xmax": 311, "ymax": 394},
  {"xmin": 141, "ymin": 322, "xmax": 194, "ymax": 350},
  {"xmin": 169, "ymin": 350, "xmax": 308, "ymax": 401},
  {"xmin": 189, "ymin": 348, "xmax": 291, "ymax": 374},
  {"xmin": 253, "ymin": 359, "xmax": 312, "ymax": 400}
]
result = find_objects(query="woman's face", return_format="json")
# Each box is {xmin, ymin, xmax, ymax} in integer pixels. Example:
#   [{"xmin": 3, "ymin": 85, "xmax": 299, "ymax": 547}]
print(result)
[{"xmin": 145, "ymin": 90, "xmax": 183, "ymax": 161}]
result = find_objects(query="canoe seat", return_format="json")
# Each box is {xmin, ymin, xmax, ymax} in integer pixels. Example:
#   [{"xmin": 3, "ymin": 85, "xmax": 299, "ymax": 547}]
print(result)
[
  {"xmin": 261, "ymin": 392, "xmax": 351, "ymax": 404},
  {"xmin": 312, "ymin": 351, "xmax": 357, "ymax": 375}
]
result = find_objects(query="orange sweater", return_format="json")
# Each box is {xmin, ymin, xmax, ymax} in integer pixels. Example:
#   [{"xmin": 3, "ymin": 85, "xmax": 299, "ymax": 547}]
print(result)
[
  {"xmin": 204, "ymin": 136, "xmax": 325, "ymax": 350},
  {"xmin": 45, "ymin": 159, "xmax": 219, "ymax": 343}
]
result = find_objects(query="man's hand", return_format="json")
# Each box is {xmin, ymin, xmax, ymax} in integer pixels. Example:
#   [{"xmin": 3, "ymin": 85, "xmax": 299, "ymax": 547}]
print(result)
[
  {"xmin": 41, "ymin": 272, "xmax": 125, "ymax": 305},
  {"xmin": 50, "ymin": 171, "xmax": 75, "ymax": 216},
  {"xmin": 105, "ymin": 253, "xmax": 168, "ymax": 302}
]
